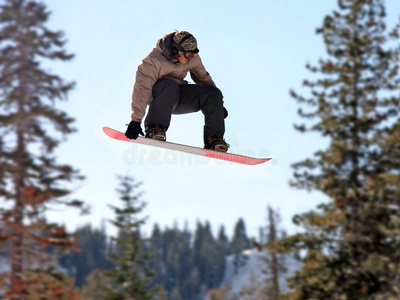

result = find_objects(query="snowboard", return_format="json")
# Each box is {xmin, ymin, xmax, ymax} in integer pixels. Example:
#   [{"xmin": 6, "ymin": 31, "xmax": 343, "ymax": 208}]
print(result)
[{"xmin": 103, "ymin": 127, "xmax": 272, "ymax": 165}]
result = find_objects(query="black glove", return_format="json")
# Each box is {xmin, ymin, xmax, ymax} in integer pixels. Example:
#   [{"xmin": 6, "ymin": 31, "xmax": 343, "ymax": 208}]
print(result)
[{"xmin": 125, "ymin": 121, "xmax": 144, "ymax": 139}]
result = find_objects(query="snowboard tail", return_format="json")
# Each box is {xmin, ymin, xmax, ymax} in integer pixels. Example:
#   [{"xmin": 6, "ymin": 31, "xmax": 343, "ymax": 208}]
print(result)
[{"xmin": 103, "ymin": 127, "xmax": 271, "ymax": 165}]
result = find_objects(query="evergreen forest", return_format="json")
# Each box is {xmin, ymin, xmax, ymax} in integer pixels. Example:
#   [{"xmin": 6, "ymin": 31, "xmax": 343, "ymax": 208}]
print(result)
[{"xmin": 58, "ymin": 216, "xmax": 254, "ymax": 300}]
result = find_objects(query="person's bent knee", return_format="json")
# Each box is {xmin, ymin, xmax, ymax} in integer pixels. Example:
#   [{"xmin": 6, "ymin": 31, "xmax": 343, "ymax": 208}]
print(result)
[
  {"xmin": 204, "ymin": 85, "xmax": 223, "ymax": 99},
  {"xmin": 201, "ymin": 85, "xmax": 223, "ymax": 107}
]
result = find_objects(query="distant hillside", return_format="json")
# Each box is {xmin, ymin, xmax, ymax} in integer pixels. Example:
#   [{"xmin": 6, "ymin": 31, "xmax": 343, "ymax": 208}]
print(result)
[{"xmin": 206, "ymin": 248, "xmax": 300, "ymax": 299}]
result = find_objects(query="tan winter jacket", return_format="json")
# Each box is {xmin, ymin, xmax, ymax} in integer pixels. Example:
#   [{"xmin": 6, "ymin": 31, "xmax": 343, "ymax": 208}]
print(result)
[{"xmin": 130, "ymin": 32, "xmax": 215, "ymax": 122}]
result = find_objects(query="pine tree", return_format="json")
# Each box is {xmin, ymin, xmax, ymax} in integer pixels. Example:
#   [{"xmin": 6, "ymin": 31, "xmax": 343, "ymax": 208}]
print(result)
[
  {"xmin": 215, "ymin": 225, "xmax": 229, "ymax": 287},
  {"xmin": 155, "ymin": 285, "xmax": 168, "ymax": 300},
  {"xmin": 277, "ymin": 0, "xmax": 400, "ymax": 299},
  {"xmin": 0, "ymin": 1, "xmax": 85, "ymax": 299},
  {"xmin": 231, "ymin": 218, "xmax": 250, "ymax": 254},
  {"xmin": 199, "ymin": 222, "xmax": 219, "ymax": 289},
  {"xmin": 80, "ymin": 269, "xmax": 111, "ymax": 300},
  {"xmin": 103, "ymin": 175, "xmax": 156, "ymax": 300},
  {"xmin": 148, "ymin": 225, "xmax": 178, "ymax": 297},
  {"xmin": 230, "ymin": 218, "xmax": 250, "ymax": 275},
  {"xmin": 264, "ymin": 206, "xmax": 286, "ymax": 299},
  {"xmin": 254, "ymin": 206, "xmax": 291, "ymax": 299},
  {"xmin": 148, "ymin": 224, "xmax": 165, "ymax": 288},
  {"xmin": 59, "ymin": 224, "xmax": 114, "ymax": 287}
]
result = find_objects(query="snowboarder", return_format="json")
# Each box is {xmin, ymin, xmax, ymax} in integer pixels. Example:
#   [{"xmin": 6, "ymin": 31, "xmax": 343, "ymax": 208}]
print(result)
[{"xmin": 125, "ymin": 30, "xmax": 229, "ymax": 152}]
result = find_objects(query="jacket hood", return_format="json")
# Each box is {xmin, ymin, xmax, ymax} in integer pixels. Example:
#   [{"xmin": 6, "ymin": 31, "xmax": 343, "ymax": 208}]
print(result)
[{"xmin": 156, "ymin": 32, "xmax": 177, "ymax": 61}]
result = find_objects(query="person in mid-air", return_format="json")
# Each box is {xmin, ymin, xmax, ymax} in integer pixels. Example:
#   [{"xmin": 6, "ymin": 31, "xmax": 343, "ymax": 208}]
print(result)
[{"xmin": 125, "ymin": 30, "xmax": 228, "ymax": 152}]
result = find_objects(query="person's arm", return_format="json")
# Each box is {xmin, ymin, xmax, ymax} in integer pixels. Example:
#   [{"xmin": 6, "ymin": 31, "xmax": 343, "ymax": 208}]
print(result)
[
  {"xmin": 189, "ymin": 55, "xmax": 216, "ymax": 86},
  {"xmin": 130, "ymin": 54, "xmax": 160, "ymax": 122}
]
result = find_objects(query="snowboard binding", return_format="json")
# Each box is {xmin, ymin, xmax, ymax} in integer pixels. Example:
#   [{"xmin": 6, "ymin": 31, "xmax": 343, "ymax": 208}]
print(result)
[
  {"xmin": 145, "ymin": 127, "xmax": 166, "ymax": 141},
  {"xmin": 204, "ymin": 134, "xmax": 229, "ymax": 152}
]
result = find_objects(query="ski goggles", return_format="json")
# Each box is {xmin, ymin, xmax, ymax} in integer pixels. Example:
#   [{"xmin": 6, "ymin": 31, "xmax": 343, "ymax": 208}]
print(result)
[
  {"xmin": 183, "ymin": 52, "xmax": 198, "ymax": 59},
  {"xmin": 173, "ymin": 39, "xmax": 199, "ymax": 60}
]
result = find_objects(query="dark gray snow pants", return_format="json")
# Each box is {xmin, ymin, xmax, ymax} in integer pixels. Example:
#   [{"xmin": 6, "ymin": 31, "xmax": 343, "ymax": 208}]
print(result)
[{"xmin": 144, "ymin": 78, "xmax": 225, "ymax": 144}]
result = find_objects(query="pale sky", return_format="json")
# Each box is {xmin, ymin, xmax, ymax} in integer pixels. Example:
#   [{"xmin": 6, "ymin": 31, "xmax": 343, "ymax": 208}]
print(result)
[{"xmin": 44, "ymin": 0, "xmax": 400, "ymax": 238}]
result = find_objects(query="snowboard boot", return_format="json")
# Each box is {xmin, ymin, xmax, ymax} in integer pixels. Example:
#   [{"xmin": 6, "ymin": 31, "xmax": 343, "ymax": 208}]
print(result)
[
  {"xmin": 204, "ymin": 134, "xmax": 229, "ymax": 152},
  {"xmin": 145, "ymin": 127, "xmax": 166, "ymax": 141}
]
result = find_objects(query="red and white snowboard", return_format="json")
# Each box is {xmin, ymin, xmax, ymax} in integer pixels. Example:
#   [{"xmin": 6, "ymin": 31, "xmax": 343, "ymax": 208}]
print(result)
[{"xmin": 103, "ymin": 127, "xmax": 271, "ymax": 165}]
